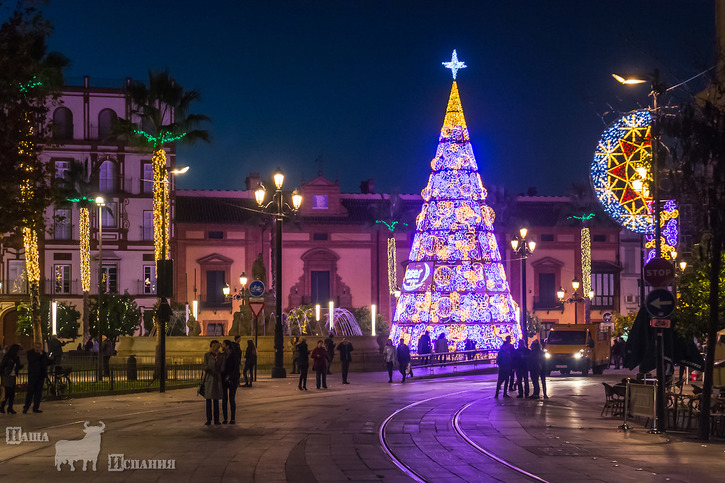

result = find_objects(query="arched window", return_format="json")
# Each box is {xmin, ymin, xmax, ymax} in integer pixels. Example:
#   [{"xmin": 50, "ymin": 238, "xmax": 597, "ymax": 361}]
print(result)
[
  {"xmin": 99, "ymin": 160, "xmax": 116, "ymax": 193},
  {"xmin": 97, "ymin": 109, "xmax": 117, "ymax": 141},
  {"xmin": 52, "ymin": 107, "xmax": 73, "ymax": 140}
]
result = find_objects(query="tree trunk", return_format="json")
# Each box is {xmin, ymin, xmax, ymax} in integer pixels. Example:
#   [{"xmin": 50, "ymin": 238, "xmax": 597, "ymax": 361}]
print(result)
[{"xmin": 698, "ymin": 218, "xmax": 721, "ymax": 440}]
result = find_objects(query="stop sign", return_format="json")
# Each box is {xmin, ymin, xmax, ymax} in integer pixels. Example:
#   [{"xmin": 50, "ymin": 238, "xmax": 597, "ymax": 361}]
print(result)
[{"xmin": 644, "ymin": 258, "xmax": 675, "ymax": 287}]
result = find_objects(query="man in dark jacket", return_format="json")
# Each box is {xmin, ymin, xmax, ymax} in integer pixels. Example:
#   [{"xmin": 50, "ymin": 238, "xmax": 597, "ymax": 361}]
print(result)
[
  {"xmin": 324, "ymin": 334, "xmax": 335, "ymax": 375},
  {"xmin": 297, "ymin": 338, "xmax": 310, "ymax": 390},
  {"xmin": 495, "ymin": 336, "xmax": 514, "ymax": 398},
  {"xmin": 336, "ymin": 337, "xmax": 354, "ymax": 384},
  {"xmin": 513, "ymin": 343, "xmax": 530, "ymax": 398},
  {"xmin": 23, "ymin": 342, "xmax": 49, "ymax": 413},
  {"xmin": 396, "ymin": 338, "xmax": 411, "ymax": 383},
  {"xmin": 48, "ymin": 334, "xmax": 66, "ymax": 366},
  {"xmin": 418, "ymin": 331, "xmax": 432, "ymax": 364}
]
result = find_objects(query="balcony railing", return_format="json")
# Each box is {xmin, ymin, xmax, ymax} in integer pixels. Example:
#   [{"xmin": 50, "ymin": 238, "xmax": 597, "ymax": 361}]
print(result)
[{"xmin": 532, "ymin": 297, "xmax": 563, "ymax": 311}]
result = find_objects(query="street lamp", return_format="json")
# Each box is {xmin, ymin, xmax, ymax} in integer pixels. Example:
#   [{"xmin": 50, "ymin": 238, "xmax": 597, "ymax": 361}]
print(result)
[
  {"xmin": 510, "ymin": 227, "xmax": 536, "ymax": 347},
  {"xmin": 255, "ymin": 168, "xmax": 302, "ymax": 378},
  {"xmin": 558, "ymin": 278, "xmax": 594, "ymax": 325},
  {"xmin": 94, "ymin": 195, "xmax": 105, "ymax": 381},
  {"xmin": 222, "ymin": 273, "xmax": 249, "ymax": 313}
]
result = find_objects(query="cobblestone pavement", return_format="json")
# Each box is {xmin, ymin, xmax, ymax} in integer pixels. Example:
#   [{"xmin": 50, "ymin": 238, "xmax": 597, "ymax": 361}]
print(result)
[{"xmin": 1, "ymin": 368, "xmax": 724, "ymax": 482}]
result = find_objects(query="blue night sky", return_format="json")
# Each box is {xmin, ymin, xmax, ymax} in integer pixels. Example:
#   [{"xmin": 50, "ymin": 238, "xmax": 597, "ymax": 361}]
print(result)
[{"xmin": 16, "ymin": 1, "xmax": 719, "ymax": 195}]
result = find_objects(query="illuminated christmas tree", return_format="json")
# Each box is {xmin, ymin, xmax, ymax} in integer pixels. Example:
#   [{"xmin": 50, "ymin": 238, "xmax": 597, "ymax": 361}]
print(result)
[{"xmin": 390, "ymin": 51, "xmax": 520, "ymax": 352}]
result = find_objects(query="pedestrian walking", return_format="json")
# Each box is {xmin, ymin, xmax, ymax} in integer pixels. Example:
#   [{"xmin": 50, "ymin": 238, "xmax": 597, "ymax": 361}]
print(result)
[
  {"xmin": 221, "ymin": 340, "xmax": 241, "ymax": 424},
  {"xmin": 418, "ymin": 331, "xmax": 432, "ymax": 364},
  {"xmin": 396, "ymin": 338, "xmax": 411, "ymax": 383},
  {"xmin": 202, "ymin": 340, "xmax": 224, "ymax": 425},
  {"xmin": 434, "ymin": 333, "xmax": 449, "ymax": 363},
  {"xmin": 383, "ymin": 339, "xmax": 396, "ymax": 383},
  {"xmin": 23, "ymin": 342, "xmax": 49, "ymax": 414},
  {"xmin": 324, "ymin": 334, "xmax": 335, "ymax": 375},
  {"xmin": 311, "ymin": 340, "xmax": 329, "ymax": 389},
  {"xmin": 513, "ymin": 342, "xmax": 530, "ymax": 398},
  {"xmin": 336, "ymin": 337, "xmax": 353, "ymax": 384},
  {"xmin": 495, "ymin": 336, "xmax": 513, "ymax": 398},
  {"xmin": 291, "ymin": 336, "xmax": 300, "ymax": 374},
  {"xmin": 0, "ymin": 344, "xmax": 23, "ymax": 414},
  {"xmin": 527, "ymin": 339, "xmax": 548, "ymax": 399},
  {"xmin": 297, "ymin": 337, "xmax": 309, "ymax": 390},
  {"xmin": 243, "ymin": 340, "xmax": 257, "ymax": 387}
]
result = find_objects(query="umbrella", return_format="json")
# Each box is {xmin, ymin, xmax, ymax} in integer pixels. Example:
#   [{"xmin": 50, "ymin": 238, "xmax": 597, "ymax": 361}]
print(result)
[{"xmin": 624, "ymin": 306, "xmax": 704, "ymax": 373}]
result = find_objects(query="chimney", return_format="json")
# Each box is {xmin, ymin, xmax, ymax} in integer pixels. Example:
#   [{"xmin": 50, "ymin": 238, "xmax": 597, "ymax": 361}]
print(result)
[
  {"xmin": 360, "ymin": 178, "xmax": 376, "ymax": 194},
  {"xmin": 245, "ymin": 172, "xmax": 261, "ymax": 190}
]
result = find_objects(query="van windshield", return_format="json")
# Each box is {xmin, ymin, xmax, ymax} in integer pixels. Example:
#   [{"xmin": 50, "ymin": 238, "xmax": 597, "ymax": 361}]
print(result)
[{"xmin": 547, "ymin": 331, "xmax": 586, "ymax": 345}]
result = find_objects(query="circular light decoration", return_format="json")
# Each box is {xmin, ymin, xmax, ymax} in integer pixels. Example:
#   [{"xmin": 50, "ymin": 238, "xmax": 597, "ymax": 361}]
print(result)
[{"xmin": 591, "ymin": 109, "xmax": 654, "ymax": 234}]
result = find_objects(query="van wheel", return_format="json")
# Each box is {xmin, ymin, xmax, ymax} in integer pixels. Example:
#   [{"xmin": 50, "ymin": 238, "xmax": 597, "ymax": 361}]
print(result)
[{"xmin": 592, "ymin": 365, "xmax": 604, "ymax": 375}]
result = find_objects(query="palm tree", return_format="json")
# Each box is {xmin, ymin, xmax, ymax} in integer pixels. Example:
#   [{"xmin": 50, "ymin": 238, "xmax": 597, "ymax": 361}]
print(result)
[
  {"xmin": 56, "ymin": 160, "xmax": 98, "ymax": 342},
  {"xmin": 117, "ymin": 70, "xmax": 209, "ymax": 376}
]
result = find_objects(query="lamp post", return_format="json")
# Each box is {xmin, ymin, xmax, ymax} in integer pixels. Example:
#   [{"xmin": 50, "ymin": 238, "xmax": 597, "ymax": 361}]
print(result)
[
  {"xmin": 557, "ymin": 278, "xmax": 594, "ymax": 325},
  {"xmin": 254, "ymin": 168, "xmax": 302, "ymax": 378},
  {"xmin": 94, "ymin": 196, "xmax": 105, "ymax": 381},
  {"xmin": 510, "ymin": 227, "xmax": 536, "ymax": 347}
]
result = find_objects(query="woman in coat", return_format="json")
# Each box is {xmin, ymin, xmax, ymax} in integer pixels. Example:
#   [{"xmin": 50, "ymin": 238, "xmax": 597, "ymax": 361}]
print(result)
[
  {"xmin": 203, "ymin": 340, "xmax": 224, "ymax": 425},
  {"xmin": 297, "ymin": 337, "xmax": 310, "ymax": 390},
  {"xmin": 1, "ymin": 344, "xmax": 23, "ymax": 414},
  {"xmin": 383, "ymin": 339, "xmax": 396, "ymax": 383},
  {"xmin": 310, "ymin": 340, "xmax": 328, "ymax": 389},
  {"xmin": 243, "ymin": 340, "xmax": 257, "ymax": 387}
]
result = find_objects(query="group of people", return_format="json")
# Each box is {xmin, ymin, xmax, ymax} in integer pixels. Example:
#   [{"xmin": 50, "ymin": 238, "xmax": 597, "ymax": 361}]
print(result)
[
  {"xmin": 610, "ymin": 337, "xmax": 626, "ymax": 369},
  {"xmin": 495, "ymin": 336, "xmax": 548, "ymax": 399},
  {"xmin": 1, "ymin": 340, "xmax": 54, "ymax": 415},
  {"xmin": 290, "ymin": 335, "xmax": 354, "ymax": 391},
  {"xmin": 201, "ymin": 336, "xmax": 257, "ymax": 426}
]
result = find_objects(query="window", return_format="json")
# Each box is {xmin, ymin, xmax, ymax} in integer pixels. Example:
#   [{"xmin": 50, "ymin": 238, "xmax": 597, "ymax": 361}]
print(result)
[
  {"xmin": 312, "ymin": 195, "xmax": 328, "ymax": 209},
  {"xmin": 540, "ymin": 234, "xmax": 554, "ymax": 242},
  {"xmin": 142, "ymin": 162, "xmax": 153, "ymax": 194},
  {"xmin": 537, "ymin": 273, "xmax": 557, "ymax": 307},
  {"xmin": 313, "ymin": 233, "xmax": 328, "ymax": 241},
  {"xmin": 97, "ymin": 109, "xmax": 117, "ymax": 141},
  {"xmin": 55, "ymin": 160, "xmax": 71, "ymax": 181},
  {"xmin": 53, "ymin": 265, "xmax": 71, "ymax": 294},
  {"xmin": 54, "ymin": 209, "xmax": 71, "ymax": 240},
  {"xmin": 206, "ymin": 323, "xmax": 224, "ymax": 336},
  {"xmin": 99, "ymin": 160, "xmax": 116, "ymax": 193},
  {"xmin": 101, "ymin": 202, "xmax": 117, "ymax": 228},
  {"xmin": 591, "ymin": 272, "xmax": 615, "ymax": 308},
  {"xmin": 593, "ymin": 234, "xmax": 606, "ymax": 243},
  {"xmin": 143, "ymin": 265, "xmax": 156, "ymax": 294},
  {"xmin": 52, "ymin": 107, "xmax": 73, "ymax": 139},
  {"xmin": 311, "ymin": 271, "xmax": 330, "ymax": 304},
  {"xmin": 102, "ymin": 265, "xmax": 118, "ymax": 293},
  {"xmin": 143, "ymin": 211, "xmax": 154, "ymax": 241},
  {"xmin": 7, "ymin": 260, "xmax": 27, "ymax": 293},
  {"xmin": 208, "ymin": 231, "xmax": 224, "ymax": 239},
  {"xmin": 206, "ymin": 270, "xmax": 226, "ymax": 305}
]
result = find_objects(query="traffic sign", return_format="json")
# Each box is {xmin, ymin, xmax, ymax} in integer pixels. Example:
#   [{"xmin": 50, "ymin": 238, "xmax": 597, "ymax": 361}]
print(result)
[
  {"xmin": 249, "ymin": 280, "xmax": 265, "ymax": 297},
  {"xmin": 249, "ymin": 302, "xmax": 265, "ymax": 318},
  {"xmin": 644, "ymin": 258, "xmax": 675, "ymax": 287},
  {"xmin": 645, "ymin": 289, "xmax": 676, "ymax": 318},
  {"xmin": 602, "ymin": 312, "xmax": 613, "ymax": 323},
  {"xmin": 650, "ymin": 318, "xmax": 671, "ymax": 328}
]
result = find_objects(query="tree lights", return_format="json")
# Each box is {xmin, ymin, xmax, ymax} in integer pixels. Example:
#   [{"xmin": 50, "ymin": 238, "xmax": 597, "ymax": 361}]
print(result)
[{"xmin": 391, "ymin": 53, "xmax": 520, "ymax": 352}]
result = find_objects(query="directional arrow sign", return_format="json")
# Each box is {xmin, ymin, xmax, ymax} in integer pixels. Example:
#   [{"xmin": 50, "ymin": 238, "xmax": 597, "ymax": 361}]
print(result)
[{"xmin": 645, "ymin": 289, "xmax": 676, "ymax": 318}]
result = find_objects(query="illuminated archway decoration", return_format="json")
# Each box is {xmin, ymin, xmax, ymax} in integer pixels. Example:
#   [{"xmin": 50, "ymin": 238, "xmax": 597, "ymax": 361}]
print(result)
[
  {"xmin": 591, "ymin": 109, "xmax": 654, "ymax": 234},
  {"xmin": 644, "ymin": 200, "xmax": 679, "ymax": 264},
  {"xmin": 391, "ymin": 53, "xmax": 520, "ymax": 352}
]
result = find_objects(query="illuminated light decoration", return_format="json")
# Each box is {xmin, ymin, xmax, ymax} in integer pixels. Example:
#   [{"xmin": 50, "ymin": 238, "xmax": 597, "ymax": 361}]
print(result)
[
  {"xmin": 133, "ymin": 129, "xmax": 187, "ymax": 147},
  {"xmin": 152, "ymin": 149, "xmax": 170, "ymax": 261},
  {"xmin": 591, "ymin": 109, "xmax": 654, "ymax": 234},
  {"xmin": 442, "ymin": 50, "xmax": 467, "ymax": 80},
  {"xmin": 581, "ymin": 228, "xmax": 591, "ymax": 295},
  {"xmin": 391, "ymin": 60, "xmax": 520, "ymax": 352},
  {"xmin": 80, "ymin": 208, "xmax": 91, "ymax": 292},
  {"xmin": 644, "ymin": 200, "xmax": 679, "ymax": 264},
  {"xmin": 22, "ymin": 227, "xmax": 40, "ymax": 283},
  {"xmin": 387, "ymin": 237, "xmax": 397, "ymax": 294}
]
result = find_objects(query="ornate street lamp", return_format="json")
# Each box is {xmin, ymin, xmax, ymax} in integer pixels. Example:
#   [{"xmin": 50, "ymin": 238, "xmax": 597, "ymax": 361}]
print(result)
[
  {"xmin": 95, "ymin": 195, "xmax": 105, "ymax": 381},
  {"xmin": 510, "ymin": 227, "xmax": 536, "ymax": 347},
  {"xmin": 558, "ymin": 278, "xmax": 594, "ymax": 325},
  {"xmin": 255, "ymin": 168, "xmax": 302, "ymax": 378}
]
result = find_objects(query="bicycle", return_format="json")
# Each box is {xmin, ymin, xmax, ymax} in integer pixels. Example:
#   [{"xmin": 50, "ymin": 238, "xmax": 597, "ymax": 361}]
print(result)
[{"xmin": 45, "ymin": 365, "xmax": 72, "ymax": 398}]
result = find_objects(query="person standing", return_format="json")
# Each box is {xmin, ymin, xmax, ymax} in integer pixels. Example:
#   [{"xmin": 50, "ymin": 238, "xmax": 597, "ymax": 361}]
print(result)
[
  {"xmin": 418, "ymin": 331, "xmax": 432, "ymax": 364},
  {"xmin": 311, "ymin": 340, "xmax": 329, "ymax": 389},
  {"xmin": 0, "ymin": 344, "xmax": 23, "ymax": 414},
  {"xmin": 48, "ymin": 334, "xmax": 66, "ymax": 366},
  {"xmin": 513, "ymin": 342, "xmax": 530, "ymax": 398},
  {"xmin": 383, "ymin": 339, "xmax": 396, "ymax": 383},
  {"xmin": 464, "ymin": 337, "xmax": 476, "ymax": 361},
  {"xmin": 495, "ymin": 336, "xmax": 514, "ymax": 398},
  {"xmin": 221, "ymin": 340, "xmax": 241, "ymax": 424},
  {"xmin": 202, "ymin": 340, "xmax": 224, "ymax": 425},
  {"xmin": 297, "ymin": 337, "xmax": 309, "ymax": 390},
  {"xmin": 23, "ymin": 342, "xmax": 49, "ymax": 414},
  {"xmin": 528, "ymin": 339, "xmax": 548, "ymax": 399},
  {"xmin": 243, "ymin": 340, "xmax": 257, "ymax": 387},
  {"xmin": 336, "ymin": 337, "xmax": 354, "ymax": 384},
  {"xmin": 324, "ymin": 334, "xmax": 335, "ymax": 375},
  {"xmin": 396, "ymin": 338, "xmax": 411, "ymax": 383},
  {"xmin": 102, "ymin": 337, "xmax": 115, "ymax": 378},
  {"xmin": 434, "ymin": 333, "xmax": 449, "ymax": 363},
  {"xmin": 291, "ymin": 336, "xmax": 300, "ymax": 374}
]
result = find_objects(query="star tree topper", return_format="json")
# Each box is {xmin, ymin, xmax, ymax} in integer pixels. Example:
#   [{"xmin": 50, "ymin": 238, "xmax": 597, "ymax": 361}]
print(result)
[{"xmin": 442, "ymin": 50, "xmax": 466, "ymax": 79}]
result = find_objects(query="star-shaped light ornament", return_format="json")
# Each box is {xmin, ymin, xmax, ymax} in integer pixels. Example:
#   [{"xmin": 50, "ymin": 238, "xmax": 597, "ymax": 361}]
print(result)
[{"xmin": 442, "ymin": 50, "xmax": 467, "ymax": 79}]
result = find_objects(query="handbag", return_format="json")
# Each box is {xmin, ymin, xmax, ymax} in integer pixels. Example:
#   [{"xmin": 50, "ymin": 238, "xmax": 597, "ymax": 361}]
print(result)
[
  {"xmin": 1, "ymin": 374, "xmax": 16, "ymax": 388},
  {"xmin": 197, "ymin": 373, "xmax": 207, "ymax": 397}
]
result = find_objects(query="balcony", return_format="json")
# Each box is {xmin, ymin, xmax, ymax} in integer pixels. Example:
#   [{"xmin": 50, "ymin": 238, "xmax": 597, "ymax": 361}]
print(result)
[{"xmin": 533, "ymin": 297, "xmax": 563, "ymax": 311}]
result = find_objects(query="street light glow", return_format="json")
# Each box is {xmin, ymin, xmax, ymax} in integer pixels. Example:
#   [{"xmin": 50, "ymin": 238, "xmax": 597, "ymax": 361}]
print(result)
[
  {"xmin": 612, "ymin": 73, "xmax": 647, "ymax": 85},
  {"xmin": 329, "ymin": 301, "xmax": 334, "ymax": 331},
  {"xmin": 371, "ymin": 304, "xmax": 377, "ymax": 337},
  {"xmin": 254, "ymin": 184, "xmax": 266, "ymax": 206},
  {"xmin": 169, "ymin": 166, "xmax": 189, "ymax": 175},
  {"xmin": 292, "ymin": 189, "xmax": 302, "ymax": 210},
  {"xmin": 273, "ymin": 168, "xmax": 284, "ymax": 189}
]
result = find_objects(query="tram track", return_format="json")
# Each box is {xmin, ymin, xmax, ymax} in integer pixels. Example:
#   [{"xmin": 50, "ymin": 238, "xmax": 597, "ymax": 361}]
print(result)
[{"xmin": 379, "ymin": 385, "xmax": 549, "ymax": 482}]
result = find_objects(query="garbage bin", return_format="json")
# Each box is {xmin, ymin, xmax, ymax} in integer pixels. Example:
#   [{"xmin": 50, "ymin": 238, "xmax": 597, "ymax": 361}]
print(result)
[{"xmin": 127, "ymin": 355, "xmax": 137, "ymax": 381}]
